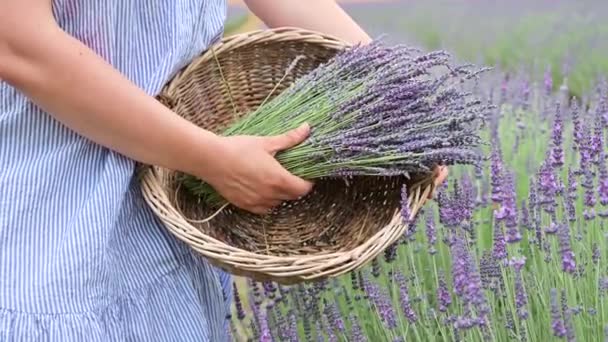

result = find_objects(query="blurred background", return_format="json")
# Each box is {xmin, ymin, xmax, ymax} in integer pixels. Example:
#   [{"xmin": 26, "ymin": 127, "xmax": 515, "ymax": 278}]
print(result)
[{"xmin": 225, "ymin": 0, "xmax": 608, "ymax": 99}]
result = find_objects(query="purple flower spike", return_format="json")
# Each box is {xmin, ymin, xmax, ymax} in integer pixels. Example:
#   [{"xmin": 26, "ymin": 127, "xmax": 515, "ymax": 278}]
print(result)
[
  {"xmin": 363, "ymin": 275, "xmax": 398, "ymax": 329},
  {"xmin": 395, "ymin": 271, "xmax": 418, "ymax": 323},
  {"xmin": 498, "ymin": 171, "xmax": 521, "ymax": 243},
  {"xmin": 258, "ymin": 307, "xmax": 273, "ymax": 342},
  {"xmin": 323, "ymin": 299, "xmax": 345, "ymax": 333},
  {"xmin": 550, "ymin": 103, "xmax": 565, "ymax": 168},
  {"xmin": 544, "ymin": 65, "xmax": 553, "ymax": 95},
  {"xmin": 520, "ymin": 200, "xmax": 531, "ymax": 229},
  {"xmin": 592, "ymin": 243, "xmax": 601, "ymax": 264},
  {"xmin": 509, "ymin": 256, "xmax": 528, "ymax": 319},
  {"xmin": 538, "ymin": 158, "xmax": 559, "ymax": 213},
  {"xmin": 492, "ymin": 216, "xmax": 507, "ymax": 261},
  {"xmin": 550, "ymin": 288, "xmax": 566, "ymax": 338},
  {"xmin": 233, "ymin": 282, "xmax": 246, "ymax": 320},
  {"xmin": 557, "ymin": 222, "xmax": 576, "ymax": 274},
  {"xmin": 437, "ymin": 271, "xmax": 452, "ymax": 312},
  {"xmin": 349, "ymin": 314, "xmax": 366, "ymax": 342},
  {"xmin": 598, "ymin": 149, "xmax": 608, "ymax": 206},
  {"xmin": 490, "ymin": 145, "xmax": 504, "ymax": 204},
  {"xmin": 425, "ymin": 210, "xmax": 437, "ymax": 254},
  {"xmin": 450, "ymin": 234, "xmax": 489, "ymax": 327},
  {"xmin": 561, "ymin": 290, "xmax": 576, "ymax": 342}
]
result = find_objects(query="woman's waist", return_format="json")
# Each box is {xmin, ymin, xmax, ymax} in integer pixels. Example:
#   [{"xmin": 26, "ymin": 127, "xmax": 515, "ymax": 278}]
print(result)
[{"xmin": 0, "ymin": 214, "xmax": 194, "ymax": 314}]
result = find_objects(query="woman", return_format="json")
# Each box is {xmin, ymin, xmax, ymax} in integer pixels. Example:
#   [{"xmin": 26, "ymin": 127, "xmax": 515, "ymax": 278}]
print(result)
[{"xmin": 0, "ymin": 0, "xmax": 447, "ymax": 340}]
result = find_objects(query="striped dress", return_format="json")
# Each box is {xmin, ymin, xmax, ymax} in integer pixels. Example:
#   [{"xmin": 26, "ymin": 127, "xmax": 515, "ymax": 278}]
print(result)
[{"xmin": 0, "ymin": 1, "xmax": 232, "ymax": 341}]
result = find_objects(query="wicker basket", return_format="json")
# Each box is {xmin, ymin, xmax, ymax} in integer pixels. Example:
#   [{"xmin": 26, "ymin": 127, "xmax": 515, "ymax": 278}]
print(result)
[{"xmin": 139, "ymin": 27, "xmax": 436, "ymax": 284}]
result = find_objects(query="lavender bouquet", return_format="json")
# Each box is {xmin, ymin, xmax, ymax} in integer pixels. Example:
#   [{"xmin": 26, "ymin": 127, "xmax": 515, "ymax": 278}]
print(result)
[{"xmin": 181, "ymin": 40, "xmax": 492, "ymax": 205}]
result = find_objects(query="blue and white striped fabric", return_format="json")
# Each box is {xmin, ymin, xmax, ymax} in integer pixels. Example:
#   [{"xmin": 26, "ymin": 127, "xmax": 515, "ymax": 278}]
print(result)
[{"xmin": 0, "ymin": 1, "xmax": 232, "ymax": 340}]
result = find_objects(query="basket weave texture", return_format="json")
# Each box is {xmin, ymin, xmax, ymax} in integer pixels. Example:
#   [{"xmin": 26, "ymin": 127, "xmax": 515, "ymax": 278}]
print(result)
[{"xmin": 139, "ymin": 27, "xmax": 435, "ymax": 284}]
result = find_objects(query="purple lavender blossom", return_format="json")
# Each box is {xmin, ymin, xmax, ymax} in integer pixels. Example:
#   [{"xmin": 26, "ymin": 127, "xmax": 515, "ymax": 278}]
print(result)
[
  {"xmin": 551, "ymin": 288, "xmax": 566, "ymax": 338},
  {"xmin": 561, "ymin": 290, "xmax": 576, "ymax": 342},
  {"xmin": 509, "ymin": 256, "xmax": 528, "ymax": 319},
  {"xmin": 384, "ymin": 242, "xmax": 398, "ymax": 263},
  {"xmin": 598, "ymin": 149, "xmax": 608, "ymax": 206},
  {"xmin": 437, "ymin": 271, "xmax": 452, "ymax": 312},
  {"xmin": 550, "ymin": 103, "xmax": 565, "ymax": 168},
  {"xmin": 315, "ymin": 321, "xmax": 324, "ymax": 342},
  {"xmin": 593, "ymin": 243, "xmax": 601, "ymax": 264},
  {"xmin": 450, "ymin": 234, "xmax": 489, "ymax": 327},
  {"xmin": 490, "ymin": 145, "xmax": 505, "ymax": 204},
  {"xmin": 556, "ymin": 222, "xmax": 576, "ymax": 274},
  {"xmin": 258, "ymin": 307, "xmax": 273, "ymax": 342},
  {"xmin": 544, "ymin": 65, "xmax": 553, "ymax": 95},
  {"xmin": 537, "ymin": 158, "xmax": 560, "ymax": 213},
  {"xmin": 323, "ymin": 299, "xmax": 345, "ymax": 333},
  {"xmin": 395, "ymin": 271, "xmax": 418, "ymax": 323},
  {"xmin": 362, "ymin": 274, "xmax": 398, "ymax": 329},
  {"xmin": 599, "ymin": 277, "xmax": 608, "ymax": 296},
  {"xmin": 590, "ymin": 117, "xmax": 604, "ymax": 166},
  {"xmin": 492, "ymin": 216, "xmax": 507, "ymax": 261},
  {"xmin": 571, "ymin": 99, "xmax": 583, "ymax": 151},
  {"xmin": 233, "ymin": 282, "xmax": 246, "ymax": 321},
  {"xmin": 323, "ymin": 313, "xmax": 339, "ymax": 342},
  {"xmin": 426, "ymin": 210, "xmax": 437, "ymax": 254},
  {"xmin": 349, "ymin": 314, "xmax": 366, "ymax": 342},
  {"xmin": 497, "ymin": 171, "xmax": 521, "ymax": 243},
  {"xmin": 371, "ymin": 258, "xmax": 381, "ymax": 278},
  {"xmin": 480, "ymin": 251, "xmax": 502, "ymax": 294},
  {"xmin": 520, "ymin": 200, "xmax": 531, "ymax": 230}
]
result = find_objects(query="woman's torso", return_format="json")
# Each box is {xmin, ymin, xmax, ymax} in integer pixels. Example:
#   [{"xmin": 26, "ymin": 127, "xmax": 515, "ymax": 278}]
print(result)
[{"xmin": 0, "ymin": 1, "xmax": 230, "ymax": 340}]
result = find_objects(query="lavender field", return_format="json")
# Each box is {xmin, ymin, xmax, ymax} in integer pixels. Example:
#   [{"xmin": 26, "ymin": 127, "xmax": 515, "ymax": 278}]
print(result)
[{"xmin": 225, "ymin": 1, "xmax": 608, "ymax": 341}]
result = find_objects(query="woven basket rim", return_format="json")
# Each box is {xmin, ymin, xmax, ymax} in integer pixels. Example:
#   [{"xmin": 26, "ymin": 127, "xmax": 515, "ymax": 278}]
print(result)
[{"xmin": 139, "ymin": 26, "xmax": 435, "ymax": 282}]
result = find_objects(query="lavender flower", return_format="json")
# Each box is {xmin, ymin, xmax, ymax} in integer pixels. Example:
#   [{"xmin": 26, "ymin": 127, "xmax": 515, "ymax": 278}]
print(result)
[
  {"xmin": 450, "ymin": 234, "xmax": 489, "ymax": 327},
  {"xmin": 599, "ymin": 149, "xmax": 608, "ymax": 206},
  {"xmin": 323, "ymin": 299, "xmax": 345, "ymax": 333},
  {"xmin": 184, "ymin": 40, "xmax": 490, "ymax": 204},
  {"xmin": 550, "ymin": 103, "xmax": 565, "ymax": 168},
  {"xmin": 426, "ymin": 210, "xmax": 437, "ymax": 254},
  {"xmin": 556, "ymin": 222, "xmax": 577, "ymax": 274},
  {"xmin": 497, "ymin": 171, "xmax": 520, "ymax": 243},
  {"xmin": 593, "ymin": 243, "xmax": 601, "ymax": 264},
  {"xmin": 537, "ymin": 158, "xmax": 560, "ymax": 213},
  {"xmin": 480, "ymin": 251, "xmax": 502, "ymax": 294},
  {"xmin": 437, "ymin": 271, "xmax": 452, "ymax": 312},
  {"xmin": 551, "ymin": 288, "xmax": 566, "ymax": 338},
  {"xmin": 509, "ymin": 256, "xmax": 528, "ymax": 319},
  {"xmin": 544, "ymin": 65, "xmax": 553, "ymax": 95},
  {"xmin": 258, "ymin": 307, "xmax": 273, "ymax": 342},
  {"xmin": 362, "ymin": 275, "xmax": 398, "ymax": 329},
  {"xmin": 395, "ymin": 271, "xmax": 418, "ymax": 323},
  {"xmin": 492, "ymin": 215, "xmax": 507, "ymax": 261},
  {"xmin": 490, "ymin": 145, "xmax": 505, "ymax": 204},
  {"xmin": 349, "ymin": 314, "xmax": 366, "ymax": 342},
  {"xmin": 571, "ymin": 99, "xmax": 583, "ymax": 151},
  {"xmin": 233, "ymin": 282, "xmax": 246, "ymax": 321},
  {"xmin": 561, "ymin": 290, "xmax": 576, "ymax": 342},
  {"xmin": 520, "ymin": 200, "xmax": 531, "ymax": 229}
]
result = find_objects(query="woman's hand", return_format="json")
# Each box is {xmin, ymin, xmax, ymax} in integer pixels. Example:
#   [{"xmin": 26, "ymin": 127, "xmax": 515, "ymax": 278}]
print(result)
[
  {"xmin": 434, "ymin": 165, "xmax": 449, "ymax": 187},
  {"xmin": 428, "ymin": 165, "xmax": 449, "ymax": 200},
  {"xmin": 200, "ymin": 124, "xmax": 313, "ymax": 214}
]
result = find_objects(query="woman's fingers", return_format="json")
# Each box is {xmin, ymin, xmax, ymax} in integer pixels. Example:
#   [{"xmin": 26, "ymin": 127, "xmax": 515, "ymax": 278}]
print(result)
[{"xmin": 427, "ymin": 165, "xmax": 449, "ymax": 200}]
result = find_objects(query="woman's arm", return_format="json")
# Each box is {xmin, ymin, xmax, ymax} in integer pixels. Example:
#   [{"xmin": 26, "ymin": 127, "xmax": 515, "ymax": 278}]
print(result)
[
  {"xmin": 0, "ymin": 0, "xmax": 312, "ymax": 214},
  {"xmin": 243, "ymin": 0, "xmax": 372, "ymax": 45}
]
